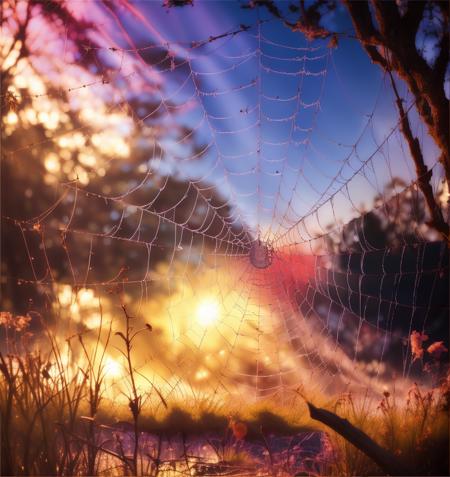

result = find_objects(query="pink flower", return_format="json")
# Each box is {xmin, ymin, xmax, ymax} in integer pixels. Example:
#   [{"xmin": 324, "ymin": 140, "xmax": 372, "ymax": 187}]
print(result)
[
  {"xmin": 229, "ymin": 419, "xmax": 247, "ymax": 440},
  {"xmin": 410, "ymin": 331, "xmax": 429, "ymax": 362},
  {"xmin": 15, "ymin": 315, "xmax": 31, "ymax": 332},
  {"xmin": 0, "ymin": 312, "xmax": 13, "ymax": 327},
  {"xmin": 0, "ymin": 311, "xmax": 31, "ymax": 332},
  {"xmin": 427, "ymin": 341, "xmax": 448, "ymax": 360}
]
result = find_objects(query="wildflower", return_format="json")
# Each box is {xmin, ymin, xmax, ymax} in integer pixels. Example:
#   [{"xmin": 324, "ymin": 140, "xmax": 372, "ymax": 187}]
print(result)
[
  {"xmin": 427, "ymin": 341, "xmax": 448, "ymax": 360},
  {"xmin": 15, "ymin": 315, "xmax": 31, "ymax": 332},
  {"xmin": 0, "ymin": 312, "xmax": 13, "ymax": 327},
  {"xmin": 229, "ymin": 419, "xmax": 247, "ymax": 440},
  {"xmin": 410, "ymin": 330, "xmax": 428, "ymax": 361},
  {"xmin": 0, "ymin": 312, "xmax": 31, "ymax": 331}
]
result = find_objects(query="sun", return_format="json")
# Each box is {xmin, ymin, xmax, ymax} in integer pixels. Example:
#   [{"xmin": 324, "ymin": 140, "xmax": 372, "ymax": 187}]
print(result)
[
  {"xmin": 104, "ymin": 356, "xmax": 122, "ymax": 378},
  {"xmin": 196, "ymin": 298, "xmax": 220, "ymax": 327}
]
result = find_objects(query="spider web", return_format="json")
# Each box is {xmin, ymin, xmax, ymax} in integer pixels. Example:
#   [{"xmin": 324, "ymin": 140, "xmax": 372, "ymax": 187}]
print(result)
[{"xmin": 3, "ymin": 2, "xmax": 448, "ymax": 408}]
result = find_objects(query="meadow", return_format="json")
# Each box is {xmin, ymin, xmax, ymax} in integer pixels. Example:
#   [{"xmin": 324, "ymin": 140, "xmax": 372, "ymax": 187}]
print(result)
[{"xmin": 1, "ymin": 307, "xmax": 448, "ymax": 476}]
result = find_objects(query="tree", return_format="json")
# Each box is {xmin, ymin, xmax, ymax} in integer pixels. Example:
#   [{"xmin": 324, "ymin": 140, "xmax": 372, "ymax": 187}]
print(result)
[
  {"xmin": 1, "ymin": 0, "xmax": 245, "ymax": 312},
  {"xmin": 248, "ymin": 0, "xmax": 449, "ymax": 242}
]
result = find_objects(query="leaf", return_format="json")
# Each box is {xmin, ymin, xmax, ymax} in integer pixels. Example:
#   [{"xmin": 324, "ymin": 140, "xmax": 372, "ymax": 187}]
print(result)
[{"xmin": 4, "ymin": 91, "xmax": 20, "ymax": 112}]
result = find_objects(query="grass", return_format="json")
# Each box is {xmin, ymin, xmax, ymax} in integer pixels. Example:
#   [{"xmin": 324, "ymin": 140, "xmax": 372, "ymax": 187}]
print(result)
[
  {"xmin": 0, "ymin": 308, "xmax": 448, "ymax": 476},
  {"xmin": 316, "ymin": 382, "xmax": 450, "ymax": 476}
]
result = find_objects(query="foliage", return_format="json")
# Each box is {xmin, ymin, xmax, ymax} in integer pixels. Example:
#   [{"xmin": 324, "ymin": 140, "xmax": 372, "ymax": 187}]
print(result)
[
  {"xmin": 1, "ymin": 0, "xmax": 242, "ymax": 313},
  {"xmin": 0, "ymin": 309, "xmax": 311, "ymax": 476}
]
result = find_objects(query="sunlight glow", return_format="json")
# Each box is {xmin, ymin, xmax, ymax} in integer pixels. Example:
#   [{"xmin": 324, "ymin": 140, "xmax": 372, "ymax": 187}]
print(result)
[
  {"xmin": 5, "ymin": 111, "xmax": 18, "ymax": 125},
  {"xmin": 195, "ymin": 368, "xmax": 210, "ymax": 380},
  {"xmin": 2, "ymin": 5, "xmax": 446, "ymax": 466},
  {"xmin": 104, "ymin": 357, "xmax": 122, "ymax": 378},
  {"xmin": 196, "ymin": 298, "xmax": 220, "ymax": 327}
]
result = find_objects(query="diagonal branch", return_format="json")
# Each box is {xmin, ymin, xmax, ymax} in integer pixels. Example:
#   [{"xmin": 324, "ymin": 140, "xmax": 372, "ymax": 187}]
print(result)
[
  {"xmin": 387, "ymin": 69, "xmax": 449, "ymax": 243},
  {"xmin": 307, "ymin": 401, "xmax": 414, "ymax": 476},
  {"xmin": 349, "ymin": 1, "xmax": 449, "ymax": 187},
  {"xmin": 342, "ymin": 0, "xmax": 386, "ymax": 67}
]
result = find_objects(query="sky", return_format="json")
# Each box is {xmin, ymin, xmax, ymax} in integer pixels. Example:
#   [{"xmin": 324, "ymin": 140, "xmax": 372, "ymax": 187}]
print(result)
[{"xmin": 79, "ymin": 0, "xmax": 442, "ymax": 248}]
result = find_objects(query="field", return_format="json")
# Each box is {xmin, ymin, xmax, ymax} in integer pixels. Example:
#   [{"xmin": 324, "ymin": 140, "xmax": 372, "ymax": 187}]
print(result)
[{"xmin": 1, "ymin": 308, "xmax": 448, "ymax": 476}]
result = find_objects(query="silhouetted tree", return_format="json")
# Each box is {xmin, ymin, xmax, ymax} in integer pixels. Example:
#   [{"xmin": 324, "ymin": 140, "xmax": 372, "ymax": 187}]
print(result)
[
  {"xmin": 246, "ymin": 0, "xmax": 449, "ymax": 242},
  {"xmin": 1, "ymin": 1, "xmax": 245, "ymax": 312}
]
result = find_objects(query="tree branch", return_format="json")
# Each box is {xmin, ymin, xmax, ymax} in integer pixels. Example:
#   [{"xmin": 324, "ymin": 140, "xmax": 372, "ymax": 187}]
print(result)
[
  {"xmin": 342, "ymin": 0, "xmax": 386, "ymax": 67},
  {"xmin": 343, "ymin": 0, "xmax": 450, "ymax": 197},
  {"xmin": 307, "ymin": 401, "xmax": 414, "ymax": 476},
  {"xmin": 387, "ymin": 70, "xmax": 449, "ymax": 242}
]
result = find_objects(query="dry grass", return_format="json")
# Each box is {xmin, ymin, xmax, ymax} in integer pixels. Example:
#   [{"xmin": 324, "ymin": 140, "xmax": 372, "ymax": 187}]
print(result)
[
  {"xmin": 0, "ymin": 309, "xmax": 448, "ymax": 476},
  {"xmin": 0, "ymin": 309, "xmax": 312, "ymax": 476},
  {"xmin": 317, "ymin": 379, "xmax": 450, "ymax": 476}
]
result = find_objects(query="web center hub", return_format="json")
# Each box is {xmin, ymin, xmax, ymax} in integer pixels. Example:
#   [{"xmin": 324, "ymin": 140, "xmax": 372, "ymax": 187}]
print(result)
[{"xmin": 249, "ymin": 240, "xmax": 273, "ymax": 269}]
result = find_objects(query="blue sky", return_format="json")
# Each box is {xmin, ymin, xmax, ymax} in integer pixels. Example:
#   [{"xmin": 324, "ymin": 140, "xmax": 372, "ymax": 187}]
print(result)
[{"xmin": 99, "ymin": 0, "xmax": 441, "ymax": 244}]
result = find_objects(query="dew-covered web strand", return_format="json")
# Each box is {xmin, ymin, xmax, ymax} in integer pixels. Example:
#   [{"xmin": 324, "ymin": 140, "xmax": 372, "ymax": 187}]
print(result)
[
  {"xmin": 272, "ymin": 98, "xmax": 418, "ymax": 248},
  {"xmin": 102, "ymin": 3, "xmax": 258, "ymax": 245},
  {"xmin": 264, "ymin": 43, "xmax": 330, "ymax": 243},
  {"xmin": 4, "ymin": 4, "xmax": 448, "ymax": 402},
  {"xmin": 260, "ymin": 31, "xmax": 313, "ymax": 243},
  {"xmin": 271, "ymin": 73, "xmax": 389, "ymax": 244}
]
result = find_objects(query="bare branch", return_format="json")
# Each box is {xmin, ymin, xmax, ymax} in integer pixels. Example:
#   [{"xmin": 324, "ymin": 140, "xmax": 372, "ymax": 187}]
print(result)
[
  {"xmin": 387, "ymin": 70, "xmax": 449, "ymax": 242},
  {"xmin": 307, "ymin": 401, "xmax": 414, "ymax": 476}
]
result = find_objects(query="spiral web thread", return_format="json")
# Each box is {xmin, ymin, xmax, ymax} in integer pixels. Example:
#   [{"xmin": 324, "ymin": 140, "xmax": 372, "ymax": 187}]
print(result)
[{"xmin": 3, "ymin": 3, "xmax": 448, "ymax": 406}]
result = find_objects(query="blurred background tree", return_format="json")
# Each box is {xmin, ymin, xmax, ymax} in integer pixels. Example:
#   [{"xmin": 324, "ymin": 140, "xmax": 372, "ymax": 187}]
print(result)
[{"xmin": 1, "ymin": 0, "xmax": 245, "ymax": 313}]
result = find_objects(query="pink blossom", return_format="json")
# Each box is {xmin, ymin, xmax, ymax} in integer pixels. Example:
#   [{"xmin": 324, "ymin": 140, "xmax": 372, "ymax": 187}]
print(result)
[
  {"xmin": 0, "ymin": 311, "xmax": 31, "ymax": 332},
  {"xmin": 0, "ymin": 312, "xmax": 13, "ymax": 327},
  {"xmin": 427, "ymin": 341, "xmax": 448, "ymax": 360},
  {"xmin": 410, "ymin": 330, "xmax": 429, "ymax": 362}
]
